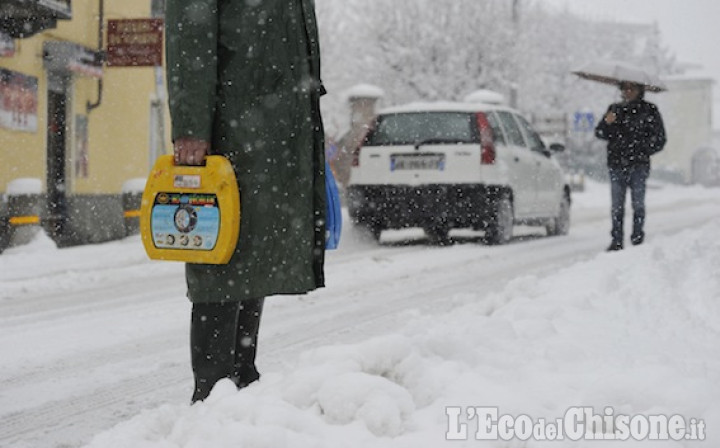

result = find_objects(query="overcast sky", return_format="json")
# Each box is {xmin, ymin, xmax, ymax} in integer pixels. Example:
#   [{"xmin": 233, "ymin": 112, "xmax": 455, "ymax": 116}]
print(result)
[{"xmin": 539, "ymin": 0, "xmax": 720, "ymax": 130}]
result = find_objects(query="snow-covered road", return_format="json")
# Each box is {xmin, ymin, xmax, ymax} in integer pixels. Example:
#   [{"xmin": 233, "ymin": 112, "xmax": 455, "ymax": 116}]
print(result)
[{"xmin": 1, "ymin": 181, "xmax": 719, "ymax": 448}]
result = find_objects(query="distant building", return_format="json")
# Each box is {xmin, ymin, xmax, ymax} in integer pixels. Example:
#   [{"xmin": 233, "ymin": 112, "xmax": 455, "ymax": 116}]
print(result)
[
  {"xmin": 654, "ymin": 76, "xmax": 715, "ymax": 184},
  {"xmin": 691, "ymin": 146, "xmax": 720, "ymax": 187},
  {"xmin": 1, "ymin": 1, "xmax": 169, "ymax": 248},
  {"xmin": 335, "ymin": 84, "xmax": 384, "ymax": 187}
]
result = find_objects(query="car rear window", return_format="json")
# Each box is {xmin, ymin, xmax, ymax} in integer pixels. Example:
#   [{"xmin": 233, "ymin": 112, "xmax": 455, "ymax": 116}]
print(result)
[
  {"xmin": 485, "ymin": 112, "xmax": 507, "ymax": 146},
  {"xmin": 496, "ymin": 111, "xmax": 527, "ymax": 147},
  {"xmin": 366, "ymin": 112, "xmax": 475, "ymax": 146},
  {"xmin": 515, "ymin": 114, "xmax": 546, "ymax": 152}
]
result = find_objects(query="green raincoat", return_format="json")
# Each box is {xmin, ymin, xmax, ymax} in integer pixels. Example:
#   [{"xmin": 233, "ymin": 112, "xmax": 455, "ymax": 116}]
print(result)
[{"xmin": 165, "ymin": 0, "xmax": 326, "ymax": 303}]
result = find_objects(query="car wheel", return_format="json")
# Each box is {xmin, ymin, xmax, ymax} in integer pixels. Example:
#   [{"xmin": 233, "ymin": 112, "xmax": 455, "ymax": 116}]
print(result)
[
  {"xmin": 485, "ymin": 194, "xmax": 513, "ymax": 245},
  {"xmin": 546, "ymin": 195, "xmax": 570, "ymax": 236},
  {"xmin": 361, "ymin": 218, "xmax": 383, "ymax": 241},
  {"xmin": 353, "ymin": 222, "xmax": 382, "ymax": 241},
  {"xmin": 350, "ymin": 214, "xmax": 383, "ymax": 241},
  {"xmin": 369, "ymin": 223, "xmax": 383, "ymax": 241},
  {"xmin": 425, "ymin": 225, "xmax": 451, "ymax": 246}
]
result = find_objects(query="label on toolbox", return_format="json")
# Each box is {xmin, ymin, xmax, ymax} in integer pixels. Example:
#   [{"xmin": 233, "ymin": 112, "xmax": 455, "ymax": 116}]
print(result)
[
  {"xmin": 173, "ymin": 174, "xmax": 201, "ymax": 189},
  {"xmin": 150, "ymin": 192, "xmax": 220, "ymax": 251}
]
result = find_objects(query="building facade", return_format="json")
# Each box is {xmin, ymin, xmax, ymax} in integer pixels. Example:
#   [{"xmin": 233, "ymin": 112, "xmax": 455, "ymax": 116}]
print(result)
[
  {"xmin": 1, "ymin": 1, "xmax": 169, "ymax": 249},
  {"xmin": 653, "ymin": 76, "xmax": 715, "ymax": 184}
]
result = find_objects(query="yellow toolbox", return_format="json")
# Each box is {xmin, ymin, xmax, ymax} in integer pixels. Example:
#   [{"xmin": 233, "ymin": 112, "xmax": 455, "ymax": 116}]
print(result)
[{"xmin": 140, "ymin": 155, "xmax": 240, "ymax": 264}]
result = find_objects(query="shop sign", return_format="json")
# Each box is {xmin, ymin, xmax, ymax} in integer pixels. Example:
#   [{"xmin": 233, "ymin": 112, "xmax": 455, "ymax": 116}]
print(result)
[{"xmin": 107, "ymin": 19, "xmax": 163, "ymax": 67}]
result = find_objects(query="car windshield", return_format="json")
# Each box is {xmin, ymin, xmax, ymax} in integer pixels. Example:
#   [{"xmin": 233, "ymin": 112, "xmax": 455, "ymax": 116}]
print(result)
[{"xmin": 366, "ymin": 112, "xmax": 475, "ymax": 146}]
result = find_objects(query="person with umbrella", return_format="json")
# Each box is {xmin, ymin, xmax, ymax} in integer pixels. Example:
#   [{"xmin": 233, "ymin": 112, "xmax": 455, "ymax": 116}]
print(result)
[{"xmin": 574, "ymin": 62, "xmax": 667, "ymax": 251}]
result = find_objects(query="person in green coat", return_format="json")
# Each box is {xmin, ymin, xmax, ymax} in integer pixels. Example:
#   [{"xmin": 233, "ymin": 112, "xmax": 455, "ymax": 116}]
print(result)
[{"xmin": 165, "ymin": 0, "xmax": 327, "ymax": 403}]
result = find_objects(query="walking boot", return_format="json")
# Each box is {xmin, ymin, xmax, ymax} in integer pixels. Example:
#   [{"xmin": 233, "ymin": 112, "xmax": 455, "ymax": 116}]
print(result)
[{"xmin": 631, "ymin": 233, "xmax": 644, "ymax": 246}]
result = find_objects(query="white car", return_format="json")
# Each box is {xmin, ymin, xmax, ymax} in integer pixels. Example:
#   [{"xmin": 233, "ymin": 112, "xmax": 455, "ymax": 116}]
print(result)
[{"xmin": 346, "ymin": 101, "xmax": 571, "ymax": 244}]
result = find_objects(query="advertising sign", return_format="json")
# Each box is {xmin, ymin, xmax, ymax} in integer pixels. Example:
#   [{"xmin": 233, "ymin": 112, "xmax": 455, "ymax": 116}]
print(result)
[
  {"xmin": 0, "ymin": 69, "xmax": 38, "ymax": 133},
  {"xmin": 74, "ymin": 115, "xmax": 89, "ymax": 178},
  {"xmin": 0, "ymin": 32, "xmax": 14, "ymax": 57}
]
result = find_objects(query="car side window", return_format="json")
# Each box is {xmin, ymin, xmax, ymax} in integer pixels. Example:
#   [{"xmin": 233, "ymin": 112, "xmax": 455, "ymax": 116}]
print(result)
[
  {"xmin": 514, "ymin": 114, "xmax": 546, "ymax": 153},
  {"xmin": 485, "ymin": 112, "xmax": 506, "ymax": 146},
  {"xmin": 496, "ymin": 111, "xmax": 526, "ymax": 148}
]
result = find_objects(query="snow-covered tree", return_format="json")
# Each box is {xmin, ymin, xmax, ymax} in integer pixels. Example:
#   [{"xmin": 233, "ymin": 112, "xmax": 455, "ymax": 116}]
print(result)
[{"xmin": 316, "ymin": 0, "xmax": 677, "ymax": 175}]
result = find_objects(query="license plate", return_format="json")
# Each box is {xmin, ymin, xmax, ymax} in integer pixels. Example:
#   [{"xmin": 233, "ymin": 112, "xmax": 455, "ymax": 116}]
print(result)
[{"xmin": 391, "ymin": 153, "xmax": 445, "ymax": 171}]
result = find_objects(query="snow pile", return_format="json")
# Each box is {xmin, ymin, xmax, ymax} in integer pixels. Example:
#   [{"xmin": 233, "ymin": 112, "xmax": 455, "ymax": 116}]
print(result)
[
  {"xmin": 121, "ymin": 178, "xmax": 147, "ymax": 194},
  {"xmin": 85, "ymin": 220, "xmax": 720, "ymax": 447},
  {"xmin": 5, "ymin": 178, "xmax": 42, "ymax": 196},
  {"xmin": 13, "ymin": 230, "xmax": 57, "ymax": 253}
]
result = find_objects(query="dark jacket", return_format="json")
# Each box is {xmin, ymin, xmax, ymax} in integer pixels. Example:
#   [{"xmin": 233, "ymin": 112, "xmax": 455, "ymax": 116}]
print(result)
[
  {"xmin": 165, "ymin": 0, "xmax": 326, "ymax": 303},
  {"xmin": 595, "ymin": 99, "xmax": 666, "ymax": 169}
]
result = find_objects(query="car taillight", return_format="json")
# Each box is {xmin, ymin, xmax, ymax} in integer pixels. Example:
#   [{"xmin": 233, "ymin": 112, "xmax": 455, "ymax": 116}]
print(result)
[
  {"xmin": 352, "ymin": 124, "xmax": 375, "ymax": 167},
  {"xmin": 475, "ymin": 112, "xmax": 496, "ymax": 165},
  {"xmin": 351, "ymin": 145, "xmax": 361, "ymax": 167}
]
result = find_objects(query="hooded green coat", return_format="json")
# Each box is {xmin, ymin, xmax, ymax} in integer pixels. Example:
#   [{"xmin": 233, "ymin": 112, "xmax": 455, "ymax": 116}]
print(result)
[{"xmin": 165, "ymin": 0, "xmax": 326, "ymax": 303}]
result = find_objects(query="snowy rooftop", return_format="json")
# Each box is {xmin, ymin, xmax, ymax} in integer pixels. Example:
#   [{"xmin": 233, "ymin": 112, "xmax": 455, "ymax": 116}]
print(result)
[
  {"xmin": 345, "ymin": 84, "xmax": 385, "ymax": 100},
  {"xmin": 463, "ymin": 89, "xmax": 507, "ymax": 105}
]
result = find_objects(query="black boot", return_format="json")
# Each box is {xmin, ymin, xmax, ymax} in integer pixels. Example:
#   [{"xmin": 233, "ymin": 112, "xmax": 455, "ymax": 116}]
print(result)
[
  {"xmin": 606, "ymin": 240, "xmax": 623, "ymax": 251},
  {"xmin": 190, "ymin": 302, "xmax": 238, "ymax": 403},
  {"xmin": 631, "ymin": 233, "xmax": 644, "ymax": 246},
  {"xmin": 190, "ymin": 299, "xmax": 265, "ymax": 403},
  {"xmin": 232, "ymin": 297, "xmax": 265, "ymax": 389}
]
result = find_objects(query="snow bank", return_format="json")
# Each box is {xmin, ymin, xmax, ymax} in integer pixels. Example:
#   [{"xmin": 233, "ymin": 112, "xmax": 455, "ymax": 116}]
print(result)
[
  {"xmin": 121, "ymin": 178, "xmax": 147, "ymax": 194},
  {"xmin": 10, "ymin": 230, "xmax": 57, "ymax": 253},
  {"xmin": 85, "ymin": 219, "xmax": 720, "ymax": 447},
  {"xmin": 5, "ymin": 178, "xmax": 42, "ymax": 196}
]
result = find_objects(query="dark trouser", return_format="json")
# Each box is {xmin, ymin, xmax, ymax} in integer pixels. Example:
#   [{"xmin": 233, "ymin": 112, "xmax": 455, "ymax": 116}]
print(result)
[
  {"xmin": 190, "ymin": 298, "xmax": 265, "ymax": 403},
  {"xmin": 609, "ymin": 164, "xmax": 650, "ymax": 245}
]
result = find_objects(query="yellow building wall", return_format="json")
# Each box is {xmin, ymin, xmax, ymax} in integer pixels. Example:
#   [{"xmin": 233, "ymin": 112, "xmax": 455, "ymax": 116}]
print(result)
[
  {"xmin": 0, "ymin": 38, "xmax": 48, "ymax": 188},
  {"xmin": 0, "ymin": 1, "xmax": 170, "ymax": 195}
]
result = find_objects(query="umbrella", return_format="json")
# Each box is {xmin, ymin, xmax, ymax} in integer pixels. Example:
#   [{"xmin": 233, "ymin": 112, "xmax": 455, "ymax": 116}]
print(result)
[{"xmin": 572, "ymin": 60, "xmax": 667, "ymax": 92}]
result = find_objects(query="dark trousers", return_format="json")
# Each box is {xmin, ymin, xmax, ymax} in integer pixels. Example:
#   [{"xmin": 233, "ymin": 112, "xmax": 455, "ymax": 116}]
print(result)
[
  {"xmin": 609, "ymin": 164, "xmax": 650, "ymax": 244},
  {"xmin": 190, "ymin": 298, "xmax": 265, "ymax": 403}
]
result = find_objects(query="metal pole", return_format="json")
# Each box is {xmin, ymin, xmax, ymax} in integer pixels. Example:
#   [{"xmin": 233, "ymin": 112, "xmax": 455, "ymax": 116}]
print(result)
[
  {"xmin": 510, "ymin": 0, "xmax": 520, "ymax": 108},
  {"xmin": 512, "ymin": 0, "xmax": 520, "ymax": 23},
  {"xmin": 151, "ymin": 1, "xmax": 167, "ymax": 165},
  {"xmin": 86, "ymin": 0, "xmax": 104, "ymax": 113}
]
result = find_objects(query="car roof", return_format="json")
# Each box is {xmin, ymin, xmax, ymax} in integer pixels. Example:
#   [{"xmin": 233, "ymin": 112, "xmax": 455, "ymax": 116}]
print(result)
[{"xmin": 377, "ymin": 101, "xmax": 519, "ymax": 115}]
